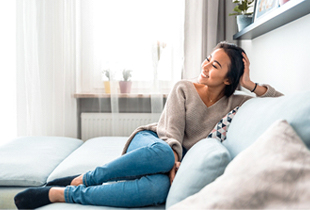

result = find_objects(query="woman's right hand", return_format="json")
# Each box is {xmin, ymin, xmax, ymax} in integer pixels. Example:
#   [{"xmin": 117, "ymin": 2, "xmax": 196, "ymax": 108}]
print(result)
[
  {"xmin": 169, "ymin": 161, "xmax": 181, "ymax": 184},
  {"xmin": 169, "ymin": 150, "xmax": 181, "ymax": 184}
]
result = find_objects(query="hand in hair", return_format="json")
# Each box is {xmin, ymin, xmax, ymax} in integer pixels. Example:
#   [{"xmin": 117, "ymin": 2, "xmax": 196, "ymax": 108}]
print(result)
[
  {"xmin": 240, "ymin": 52, "xmax": 252, "ymax": 89},
  {"xmin": 240, "ymin": 52, "xmax": 267, "ymax": 96}
]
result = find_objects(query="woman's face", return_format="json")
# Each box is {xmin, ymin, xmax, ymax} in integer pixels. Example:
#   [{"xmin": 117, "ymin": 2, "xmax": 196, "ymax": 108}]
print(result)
[{"xmin": 198, "ymin": 49, "xmax": 231, "ymax": 88}]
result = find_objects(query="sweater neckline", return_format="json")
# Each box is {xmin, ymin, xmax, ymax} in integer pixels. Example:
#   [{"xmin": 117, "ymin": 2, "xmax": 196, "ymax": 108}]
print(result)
[{"xmin": 189, "ymin": 81, "xmax": 226, "ymax": 109}]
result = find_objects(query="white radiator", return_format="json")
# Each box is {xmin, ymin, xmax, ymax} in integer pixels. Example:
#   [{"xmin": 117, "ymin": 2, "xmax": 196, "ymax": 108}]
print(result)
[{"xmin": 81, "ymin": 113, "xmax": 161, "ymax": 141}]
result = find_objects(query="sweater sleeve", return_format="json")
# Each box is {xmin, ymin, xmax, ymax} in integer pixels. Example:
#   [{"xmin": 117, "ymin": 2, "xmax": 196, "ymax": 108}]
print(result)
[
  {"xmin": 156, "ymin": 81, "xmax": 186, "ymax": 161},
  {"xmin": 234, "ymin": 84, "xmax": 284, "ymax": 107},
  {"xmin": 260, "ymin": 84, "xmax": 284, "ymax": 97}
]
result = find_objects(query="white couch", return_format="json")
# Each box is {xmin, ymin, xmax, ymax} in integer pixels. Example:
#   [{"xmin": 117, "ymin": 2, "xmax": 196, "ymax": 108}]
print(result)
[{"xmin": 1, "ymin": 90, "xmax": 310, "ymax": 209}]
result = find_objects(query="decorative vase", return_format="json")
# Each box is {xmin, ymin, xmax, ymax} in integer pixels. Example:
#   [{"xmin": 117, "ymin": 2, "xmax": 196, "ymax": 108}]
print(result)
[
  {"xmin": 103, "ymin": 81, "xmax": 111, "ymax": 94},
  {"xmin": 119, "ymin": 81, "xmax": 132, "ymax": 93},
  {"xmin": 279, "ymin": 0, "xmax": 290, "ymax": 6},
  {"xmin": 237, "ymin": 15, "xmax": 252, "ymax": 31}
]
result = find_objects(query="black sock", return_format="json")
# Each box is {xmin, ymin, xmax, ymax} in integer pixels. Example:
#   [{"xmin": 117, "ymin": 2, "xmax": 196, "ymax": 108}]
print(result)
[
  {"xmin": 14, "ymin": 186, "xmax": 52, "ymax": 209},
  {"xmin": 46, "ymin": 174, "xmax": 80, "ymax": 187}
]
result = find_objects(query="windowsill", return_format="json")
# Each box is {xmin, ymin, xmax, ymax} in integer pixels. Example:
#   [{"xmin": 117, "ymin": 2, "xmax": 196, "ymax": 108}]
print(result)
[{"xmin": 74, "ymin": 92, "xmax": 168, "ymax": 98}]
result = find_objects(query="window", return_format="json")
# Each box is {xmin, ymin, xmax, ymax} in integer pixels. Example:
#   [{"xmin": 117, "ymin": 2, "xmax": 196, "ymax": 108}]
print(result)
[{"xmin": 77, "ymin": 0, "xmax": 185, "ymax": 93}]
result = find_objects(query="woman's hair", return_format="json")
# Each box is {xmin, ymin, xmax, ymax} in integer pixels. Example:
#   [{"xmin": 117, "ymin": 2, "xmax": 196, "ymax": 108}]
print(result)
[{"xmin": 213, "ymin": 41, "xmax": 245, "ymax": 98}]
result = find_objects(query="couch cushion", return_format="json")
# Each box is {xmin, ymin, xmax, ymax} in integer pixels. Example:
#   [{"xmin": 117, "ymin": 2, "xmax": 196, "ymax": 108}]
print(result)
[
  {"xmin": 165, "ymin": 138, "xmax": 231, "ymax": 209},
  {"xmin": 170, "ymin": 120, "xmax": 310, "ymax": 209},
  {"xmin": 0, "ymin": 136, "xmax": 83, "ymax": 187},
  {"xmin": 223, "ymin": 91, "xmax": 310, "ymax": 158},
  {"xmin": 47, "ymin": 137, "xmax": 128, "ymax": 182}
]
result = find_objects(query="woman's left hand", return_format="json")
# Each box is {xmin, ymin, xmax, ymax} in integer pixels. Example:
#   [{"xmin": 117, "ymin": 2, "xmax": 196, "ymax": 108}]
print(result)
[
  {"xmin": 240, "ymin": 52, "xmax": 253, "ymax": 89},
  {"xmin": 240, "ymin": 52, "xmax": 268, "ymax": 95}
]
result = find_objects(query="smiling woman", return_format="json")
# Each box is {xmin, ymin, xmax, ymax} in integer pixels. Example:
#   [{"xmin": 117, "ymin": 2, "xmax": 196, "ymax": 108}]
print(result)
[{"xmin": 197, "ymin": 43, "xmax": 247, "ymax": 107}]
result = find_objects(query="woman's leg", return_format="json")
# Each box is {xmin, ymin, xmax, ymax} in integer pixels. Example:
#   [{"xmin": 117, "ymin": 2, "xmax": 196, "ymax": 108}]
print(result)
[
  {"xmin": 14, "ymin": 131, "xmax": 174, "ymax": 209},
  {"xmin": 64, "ymin": 173, "xmax": 170, "ymax": 207},
  {"xmin": 83, "ymin": 130, "xmax": 175, "ymax": 186}
]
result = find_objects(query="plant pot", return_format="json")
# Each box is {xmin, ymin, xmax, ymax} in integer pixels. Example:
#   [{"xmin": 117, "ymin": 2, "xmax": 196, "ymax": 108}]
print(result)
[
  {"xmin": 103, "ymin": 81, "xmax": 111, "ymax": 93},
  {"xmin": 237, "ymin": 15, "xmax": 252, "ymax": 31},
  {"xmin": 279, "ymin": 0, "xmax": 290, "ymax": 6},
  {"xmin": 119, "ymin": 81, "xmax": 132, "ymax": 93}
]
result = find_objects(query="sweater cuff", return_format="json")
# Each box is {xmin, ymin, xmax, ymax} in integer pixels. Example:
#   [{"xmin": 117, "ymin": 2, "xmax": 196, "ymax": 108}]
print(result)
[{"xmin": 166, "ymin": 139, "xmax": 182, "ymax": 161}]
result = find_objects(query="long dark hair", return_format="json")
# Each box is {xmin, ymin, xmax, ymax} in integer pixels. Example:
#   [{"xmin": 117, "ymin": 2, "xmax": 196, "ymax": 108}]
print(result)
[{"xmin": 213, "ymin": 42, "xmax": 245, "ymax": 97}]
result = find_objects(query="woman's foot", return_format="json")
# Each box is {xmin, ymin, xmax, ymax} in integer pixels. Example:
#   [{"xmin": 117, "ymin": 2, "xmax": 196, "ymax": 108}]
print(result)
[
  {"xmin": 14, "ymin": 187, "xmax": 52, "ymax": 209},
  {"xmin": 46, "ymin": 174, "xmax": 81, "ymax": 187}
]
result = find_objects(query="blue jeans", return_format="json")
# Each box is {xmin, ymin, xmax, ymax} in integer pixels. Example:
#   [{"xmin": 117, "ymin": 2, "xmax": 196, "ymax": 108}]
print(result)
[{"xmin": 64, "ymin": 130, "xmax": 175, "ymax": 207}]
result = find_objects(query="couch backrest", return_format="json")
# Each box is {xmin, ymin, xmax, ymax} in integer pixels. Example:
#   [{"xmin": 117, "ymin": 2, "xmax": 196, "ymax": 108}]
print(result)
[{"xmin": 223, "ymin": 91, "xmax": 310, "ymax": 159}]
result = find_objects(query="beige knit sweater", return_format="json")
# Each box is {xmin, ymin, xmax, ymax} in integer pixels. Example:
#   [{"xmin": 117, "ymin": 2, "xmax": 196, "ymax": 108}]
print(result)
[{"xmin": 121, "ymin": 80, "xmax": 283, "ymax": 160}]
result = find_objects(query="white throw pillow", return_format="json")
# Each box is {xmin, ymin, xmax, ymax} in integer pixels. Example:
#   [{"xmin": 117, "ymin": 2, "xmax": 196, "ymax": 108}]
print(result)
[{"xmin": 170, "ymin": 119, "xmax": 310, "ymax": 209}]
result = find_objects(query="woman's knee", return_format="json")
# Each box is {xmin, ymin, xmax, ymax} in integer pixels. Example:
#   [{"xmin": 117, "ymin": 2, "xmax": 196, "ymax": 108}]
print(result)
[
  {"xmin": 127, "ymin": 130, "xmax": 159, "ymax": 153},
  {"xmin": 149, "ymin": 141, "xmax": 175, "ymax": 169}
]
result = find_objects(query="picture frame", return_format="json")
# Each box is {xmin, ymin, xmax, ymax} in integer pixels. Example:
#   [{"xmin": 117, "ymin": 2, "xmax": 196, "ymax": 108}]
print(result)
[{"xmin": 253, "ymin": 0, "xmax": 279, "ymax": 22}]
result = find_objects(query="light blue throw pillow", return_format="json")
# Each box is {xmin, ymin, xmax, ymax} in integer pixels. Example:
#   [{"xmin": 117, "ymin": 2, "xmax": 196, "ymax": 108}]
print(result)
[
  {"xmin": 165, "ymin": 138, "xmax": 231, "ymax": 209},
  {"xmin": 223, "ymin": 91, "xmax": 310, "ymax": 159}
]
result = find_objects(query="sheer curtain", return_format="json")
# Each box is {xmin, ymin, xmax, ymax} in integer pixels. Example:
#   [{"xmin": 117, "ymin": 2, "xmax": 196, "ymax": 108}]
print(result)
[
  {"xmin": 17, "ymin": 0, "xmax": 77, "ymax": 137},
  {"xmin": 16, "ymin": 0, "xmax": 184, "ymax": 138},
  {"xmin": 77, "ymin": 0, "xmax": 184, "ymax": 92},
  {"xmin": 183, "ymin": 0, "xmax": 237, "ymax": 79},
  {"xmin": 0, "ymin": 1, "xmax": 16, "ymax": 145},
  {"xmin": 76, "ymin": 0, "xmax": 185, "ymax": 135}
]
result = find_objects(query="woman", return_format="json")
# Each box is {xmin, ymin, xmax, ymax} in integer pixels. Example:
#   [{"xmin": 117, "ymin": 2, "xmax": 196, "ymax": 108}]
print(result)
[{"xmin": 14, "ymin": 42, "xmax": 283, "ymax": 209}]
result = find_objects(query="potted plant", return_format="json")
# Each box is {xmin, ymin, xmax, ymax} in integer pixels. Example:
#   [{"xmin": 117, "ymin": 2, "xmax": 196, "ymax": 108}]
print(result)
[
  {"xmin": 102, "ymin": 69, "xmax": 111, "ymax": 93},
  {"xmin": 229, "ymin": 0, "xmax": 254, "ymax": 31},
  {"xmin": 119, "ymin": 69, "xmax": 132, "ymax": 93}
]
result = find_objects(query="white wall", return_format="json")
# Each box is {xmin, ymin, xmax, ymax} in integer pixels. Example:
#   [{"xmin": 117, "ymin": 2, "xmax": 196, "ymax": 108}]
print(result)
[{"xmin": 239, "ymin": 14, "xmax": 310, "ymax": 95}]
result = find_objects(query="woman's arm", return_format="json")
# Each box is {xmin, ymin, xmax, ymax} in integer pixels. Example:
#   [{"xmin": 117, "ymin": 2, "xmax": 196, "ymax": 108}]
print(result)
[
  {"xmin": 157, "ymin": 81, "xmax": 187, "ymax": 184},
  {"xmin": 242, "ymin": 81, "xmax": 267, "ymax": 96},
  {"xmin": 240, "ymin": 52, "xmax": 283, "ymax": 97},
  {"xmin": 157, "ymin": 81, "xmax": 187, "ymax": 161}
]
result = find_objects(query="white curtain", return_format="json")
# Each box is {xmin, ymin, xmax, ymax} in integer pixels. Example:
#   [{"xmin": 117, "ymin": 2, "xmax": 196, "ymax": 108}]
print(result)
[
  {"xmin": 17, "ymin": 0, "xmax": 77, "ymax": 137},
  {"xmin": 76, "ymin": 0, "xmax": 184, "ymax": 93},
  {"xmin": 16, "ymin": 0, "xmax": 184, "ymax": 138},
  {"xmin": 76, "ymin": 0, "xmax": 185, "ymax": 136},
  {"xmin": 183, "ymin": 0, "xmax": 237, "ymax": 80},
  {"xmin": 0, "ymin": 1, "xmax": 17, "ymax": 146}
]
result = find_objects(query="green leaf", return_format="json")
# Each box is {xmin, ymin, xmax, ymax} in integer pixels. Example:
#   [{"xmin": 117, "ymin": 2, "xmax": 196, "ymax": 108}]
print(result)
[
  {"xmin": 233, "ymin": 6, "xmax": 242, "ymax": 13},
  {"xmin": 231, "ymin": 0, "xmax": 254, "ymax": 16},
  {"xmin": 229, "ymin": 13, "xmax": 240, "ymax": 16}
]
